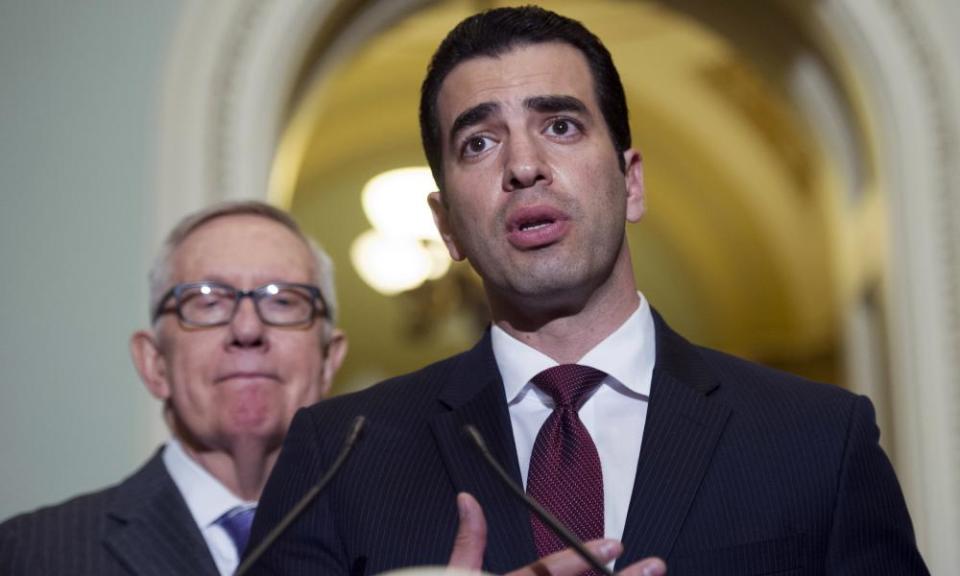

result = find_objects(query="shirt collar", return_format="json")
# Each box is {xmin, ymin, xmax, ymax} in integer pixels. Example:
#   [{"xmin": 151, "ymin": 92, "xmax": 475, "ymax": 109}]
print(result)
[
  {"xmin": 492, "ymin": 292, "xmax": 656, "ymax": 403},
  {"xmin": 162, "ymin": 437, "xmax": 256, "ymax": 528}
]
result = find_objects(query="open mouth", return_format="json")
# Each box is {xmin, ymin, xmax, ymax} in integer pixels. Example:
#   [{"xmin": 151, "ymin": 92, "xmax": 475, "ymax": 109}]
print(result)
[
  {"xmin": 507, "ymin": 206, "xmax": 570, "ymax": 249},
  {"xmin": 518, "ymin": 217, "xmax": 555, "ymax": 232}
]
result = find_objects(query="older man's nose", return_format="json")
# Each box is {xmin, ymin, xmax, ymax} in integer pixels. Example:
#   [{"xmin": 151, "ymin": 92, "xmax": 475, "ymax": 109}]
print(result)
[{"xmin": 228, "ymin": 297, "xmax": 267, "ymax": 348}]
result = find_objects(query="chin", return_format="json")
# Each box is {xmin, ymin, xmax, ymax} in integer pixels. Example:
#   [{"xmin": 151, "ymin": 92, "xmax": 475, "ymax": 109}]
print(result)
[
  {"xmin": 224, "ymin": 425, "xmax": 285, "ymax": 450},
  {"xmin": 509, "ymin": 269, "xmax": 586, "ymax": 298},
  {"xmin": 225, "ymin": 412, "xmax": 282, "ymax": 435}
]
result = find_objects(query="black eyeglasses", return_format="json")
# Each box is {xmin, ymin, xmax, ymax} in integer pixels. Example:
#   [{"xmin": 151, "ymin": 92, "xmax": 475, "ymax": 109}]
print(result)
[{"xmin": 153, "ymin": 281, "xmax": 329, "ymax": 327}]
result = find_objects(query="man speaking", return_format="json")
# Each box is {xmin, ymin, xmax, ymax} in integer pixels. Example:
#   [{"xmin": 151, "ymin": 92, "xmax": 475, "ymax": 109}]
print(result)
[{"xmin": 249, "ymin": 6, "xmax": 927, "ymax": 575}]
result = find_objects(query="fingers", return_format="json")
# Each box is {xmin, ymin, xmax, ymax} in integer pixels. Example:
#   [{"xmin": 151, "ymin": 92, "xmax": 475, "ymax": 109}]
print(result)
[
  {"xmin": 506, "ymin": 539, "xmax": 623, "ymax": 576},
  {"xmin": 447, "ymin": 492, "xmax": 488, "ymax": 571},
  {"xmin": 445, "ymin": 493, "xmax": 666, "ymax": 576},
  {"xmin": 618, "ymin": 556, "xmax": 667, "ymax": 576}
]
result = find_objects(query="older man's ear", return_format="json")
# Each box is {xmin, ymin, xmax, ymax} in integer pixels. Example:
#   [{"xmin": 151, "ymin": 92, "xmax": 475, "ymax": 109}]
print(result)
[
  {"xmin": 320, "ymin": 329, "xmax": 348, "ymax": 396},
  {"xmin": 130, "ymin": 330, "xmax": 170, "ymax": 401}
]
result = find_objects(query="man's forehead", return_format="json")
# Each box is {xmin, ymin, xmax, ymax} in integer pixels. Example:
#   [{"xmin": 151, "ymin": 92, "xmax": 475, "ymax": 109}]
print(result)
[
  {"xmin": 437, "ymin": 42, "xmax": 596, "ymax": 125},
  {"xmin": 171, "ymin": 215, "xmax": 315, "ymax": 284}
]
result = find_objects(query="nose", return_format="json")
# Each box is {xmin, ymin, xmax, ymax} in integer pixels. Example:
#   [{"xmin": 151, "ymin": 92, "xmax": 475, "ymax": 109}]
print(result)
[
  {"xmin": 228, "ymin": 296, "xmax": 267, "ymax": 349},
  {"xmin": 502, "ymin": 132, "xmax": 551, "ymax": 191}
]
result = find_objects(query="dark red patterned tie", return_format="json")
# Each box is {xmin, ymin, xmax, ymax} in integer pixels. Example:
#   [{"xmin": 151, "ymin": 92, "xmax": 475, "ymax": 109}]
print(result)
[{"xmin": 526, "ymin": 364, "xmax": 605, "ymax": 570}]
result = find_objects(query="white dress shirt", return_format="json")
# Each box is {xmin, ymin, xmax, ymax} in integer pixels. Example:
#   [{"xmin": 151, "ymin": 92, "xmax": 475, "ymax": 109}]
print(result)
[
  {"xmin": 492, "ymin": 293, "xmax": 656, "ymax": 544},
  {"xmin": 163, "ymin": 438, "xmax": 257, "ymax": 576}
]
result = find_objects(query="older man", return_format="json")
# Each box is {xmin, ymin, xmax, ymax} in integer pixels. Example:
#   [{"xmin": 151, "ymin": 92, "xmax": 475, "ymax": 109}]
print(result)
[
  {"xmin": 0, "ymin": 201, "xmax": 346, "ymax": 575},
  {"xmin": 250, "ymin": 6, "xmax": 926, "ymax": 576}
]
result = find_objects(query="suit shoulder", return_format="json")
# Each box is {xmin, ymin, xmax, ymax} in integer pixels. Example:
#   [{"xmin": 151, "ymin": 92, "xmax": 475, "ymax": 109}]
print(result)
[
  {"xmin": 654, "ymin": 312, "xmax": 855, "ymax": 410},
  {"xmin": 306, "ymin": 347, "xmax": 473, "ymax": 421},
  {"xmin": 0, "ymin": 482, "xmax": 119, "ymax": 564},
  {"xmin": 694, "ymin": 344, "xmax": 861, "ymax": 419},
  {"xmin": 693, "ymin": 342, "xmax": 848, "ymax": 396},
  {"xmin": 1, "ymin": 482, "xmax": 118, "ymax": 529},
  {"xmin": 673, "ymin": 344, "xmax": 882, "ymax": 477},
  {"xmin": 0, "ymin": 451, "xmax": 167, "ymax": 544}
]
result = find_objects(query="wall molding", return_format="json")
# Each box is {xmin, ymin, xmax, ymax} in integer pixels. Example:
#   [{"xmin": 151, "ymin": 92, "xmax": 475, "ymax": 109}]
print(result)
[
  {"xmin": 815, "ymin": 1, "xmax": 959, "ymax": 571},
  {"xmin": 156, "ymin": 0, "xmax": 339, "ymax": 247}
]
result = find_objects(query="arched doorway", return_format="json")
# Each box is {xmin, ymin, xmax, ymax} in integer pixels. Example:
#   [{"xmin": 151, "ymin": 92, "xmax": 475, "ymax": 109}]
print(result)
[
  {"xmin": 156, "ymin": 0, "xmax": 960, "ymax": 570},
  {"xmin": 279, "ymin": 0, "xmax": 841, "ymax": 392}
]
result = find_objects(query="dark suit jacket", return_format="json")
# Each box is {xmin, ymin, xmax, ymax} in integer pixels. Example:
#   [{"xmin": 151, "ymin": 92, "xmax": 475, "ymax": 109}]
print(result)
[
  {"xmin": 249, "ymin": 313, "xmax": 928, "ymax": 575},
  {"xmin": 0, "ymin": 450, "xmax": 219, "ymax": 576}
]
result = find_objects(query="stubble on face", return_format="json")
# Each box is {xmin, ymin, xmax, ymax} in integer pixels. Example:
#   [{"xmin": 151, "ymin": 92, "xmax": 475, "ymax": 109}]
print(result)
[{"xmin": 434, "ymin": 42, "xmax": 635, "ymax": 324}]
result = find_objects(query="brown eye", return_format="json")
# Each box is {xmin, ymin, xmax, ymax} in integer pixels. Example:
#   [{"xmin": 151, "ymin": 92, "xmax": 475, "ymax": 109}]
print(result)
[
  {"xmin": 462, "ymin": 135, "xmax": 495, "ymax": 158},
  {"xmin": 545, "ymin": 118, "xmax": 581, "ymax": 138},
  {"xmin": 469, "ymin": 137, "xmax": 487, "ymax": 153}
]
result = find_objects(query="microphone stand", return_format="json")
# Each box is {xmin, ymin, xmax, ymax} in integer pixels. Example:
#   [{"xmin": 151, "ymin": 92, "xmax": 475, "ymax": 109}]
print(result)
[
  {"xmin": 463, "ymin": 424, "xmax": 617, "ymax": 576},
  {"xmin": 236, "ymin": 415, "xmax": 366, "ymax": 576}
]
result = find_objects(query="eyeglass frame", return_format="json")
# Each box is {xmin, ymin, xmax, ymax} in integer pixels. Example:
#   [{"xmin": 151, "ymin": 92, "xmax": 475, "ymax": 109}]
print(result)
[{"xmin": 152, "ymin": 281, "xmax": 330, "ymax": 327}]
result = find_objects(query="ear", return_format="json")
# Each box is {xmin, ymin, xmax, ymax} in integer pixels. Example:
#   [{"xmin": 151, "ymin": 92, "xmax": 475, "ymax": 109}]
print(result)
[
  {"xmin": 622, "ymin": 149, "xmax": 645, "ymax": 223},
  {"xmin": 428, "ymin": 191, "xmax": 466, "ymax": 262},
  {"xmin": 319, "ymin": 328, "xmax": 348, "ymax": 397},
  {"xmin": 130, "ymin": 329, "xmax": 170, "ymax": 400}
]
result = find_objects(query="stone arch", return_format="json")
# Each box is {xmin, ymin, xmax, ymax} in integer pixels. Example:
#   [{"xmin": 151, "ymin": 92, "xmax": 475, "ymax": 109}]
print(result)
[{"xmin": 156, "ymin": 1, "xmax": 959, "ymax": 570}]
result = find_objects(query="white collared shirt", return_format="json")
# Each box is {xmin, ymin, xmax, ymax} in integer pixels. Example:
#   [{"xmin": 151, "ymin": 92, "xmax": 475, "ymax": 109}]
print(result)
[
  {"xmin": 492, "ymin": 293, "xmax": 656, "ymax": 544},
  {"xmin": 163, "ymin": 438, "xmax": 257, "ymax": 576}
]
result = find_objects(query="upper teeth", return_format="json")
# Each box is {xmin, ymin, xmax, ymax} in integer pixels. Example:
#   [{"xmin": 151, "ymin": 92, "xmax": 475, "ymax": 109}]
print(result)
[{"xmin": 521, "ymin": 221, "xmax": 551, "ymax": 231}]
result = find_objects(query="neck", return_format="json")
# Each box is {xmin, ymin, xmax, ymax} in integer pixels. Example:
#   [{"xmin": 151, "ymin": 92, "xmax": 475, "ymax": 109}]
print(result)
[
  {"xmin": 173, "ymin": 425, "xmax": 278, "ymax": 501},
  {"xmin": 490, "ymin": 243, "xmax": 640, "ymax": 363}
]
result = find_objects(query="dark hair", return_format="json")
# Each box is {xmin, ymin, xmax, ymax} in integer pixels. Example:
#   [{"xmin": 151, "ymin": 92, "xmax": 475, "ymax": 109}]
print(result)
[{"xmin": 419, "ymin": 5, "xmax": 631, "ymax": 187}]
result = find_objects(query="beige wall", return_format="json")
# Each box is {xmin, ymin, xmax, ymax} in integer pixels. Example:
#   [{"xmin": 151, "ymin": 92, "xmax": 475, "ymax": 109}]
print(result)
[{"xmin": 0, "ymin": 1, "xmax": 179, "ymax": 520}]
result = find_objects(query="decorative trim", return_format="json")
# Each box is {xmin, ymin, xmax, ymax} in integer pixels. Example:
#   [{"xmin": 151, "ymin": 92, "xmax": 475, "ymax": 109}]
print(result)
[
  {"xmin": 881, "ymin": 0, "xmax": 960, "ymax": 378},
  {"xmin": 890, "ymin": 4, "xmax": 960, "ymax": 571},
  {"xmin": 156, "ymin": 0, "xmax": 340, "ymax": 245},
  {"xmin": 880, "ymin": 2, "xmax": 960, "ymax": 485},
  {"xmin": 207, "ymin": 0, "xmax": 270, "ymax": 202},
  {"xmin": 824, "ymin": 1, "xmax": 960, "ymax": 570}
]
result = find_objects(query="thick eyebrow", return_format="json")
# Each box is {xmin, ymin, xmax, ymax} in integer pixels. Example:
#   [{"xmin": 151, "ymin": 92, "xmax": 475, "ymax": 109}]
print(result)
[
  {"xmin": 446, "ymin": 95, "xmax": 589, "ymax": 149},
  {"xmin": 449, "ymin": 102, "xmax": 500, "ymax": 146},
  {"xmin": 524, "ymin": 95, "xmax": 588, "ymax": 115}
]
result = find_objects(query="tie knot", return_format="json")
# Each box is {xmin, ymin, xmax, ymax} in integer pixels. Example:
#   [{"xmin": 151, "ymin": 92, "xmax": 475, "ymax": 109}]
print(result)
[
  {"xmin": 532, "ymin": 364, "xmax": 606, "ymax": 408},
  {"xmin": 217, "ymin": 505, "xmax": 256, "ymax": 556}
]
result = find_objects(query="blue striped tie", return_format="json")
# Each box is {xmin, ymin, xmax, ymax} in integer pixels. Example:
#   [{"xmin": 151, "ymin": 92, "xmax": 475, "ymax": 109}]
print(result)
[{"xmin": 218, "ymin": 506, "xmax": 256, "ymax": 556}]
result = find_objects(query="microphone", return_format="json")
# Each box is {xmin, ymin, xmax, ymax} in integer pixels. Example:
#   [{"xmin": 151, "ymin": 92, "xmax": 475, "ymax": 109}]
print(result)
[
  {"xmin": 236, "ymin": 415, "xmax": 366, "ymax": 576},
  {"xmin": 463, "ymin": 424, "xmax": 617, "ymax": 576}
]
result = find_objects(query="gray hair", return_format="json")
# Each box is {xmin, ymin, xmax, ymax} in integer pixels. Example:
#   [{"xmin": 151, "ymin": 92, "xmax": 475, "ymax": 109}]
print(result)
[{"xmin": 148, "ymin": 201, "xmax": 338, "ymax": 331}]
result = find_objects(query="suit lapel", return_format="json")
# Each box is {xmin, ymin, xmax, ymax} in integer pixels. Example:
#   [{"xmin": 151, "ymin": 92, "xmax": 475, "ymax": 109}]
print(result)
[
  {"xmin": 430, "ymin": 332, "xmax": 538, "ymax": 574},
  {"xmin": 617, "ymin": 312, "xmax": 732, "ymax": 567},
  {"xmin": 103, "ymin": 451, "xmax": 219, "ymax": 576}
]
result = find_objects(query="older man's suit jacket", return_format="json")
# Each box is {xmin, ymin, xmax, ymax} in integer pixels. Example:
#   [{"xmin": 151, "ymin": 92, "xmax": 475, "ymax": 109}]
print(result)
[
  {"xmin": 0, "ymin": 450, "xmax": 218, "ymax": 576},
  {"xmin": 249, "ymin": 312, "xmax": 928, "ymax": 575}
]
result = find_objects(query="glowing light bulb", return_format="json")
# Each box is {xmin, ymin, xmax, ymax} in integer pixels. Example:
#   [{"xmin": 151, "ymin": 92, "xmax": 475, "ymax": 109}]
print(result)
[
  {"xmin": 350, "ymin": 229, "xmax": 433, "ymax": 295},
  {"xmin": 361, "ymin": 167, "xmax": 440, "ymax": 241}
]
